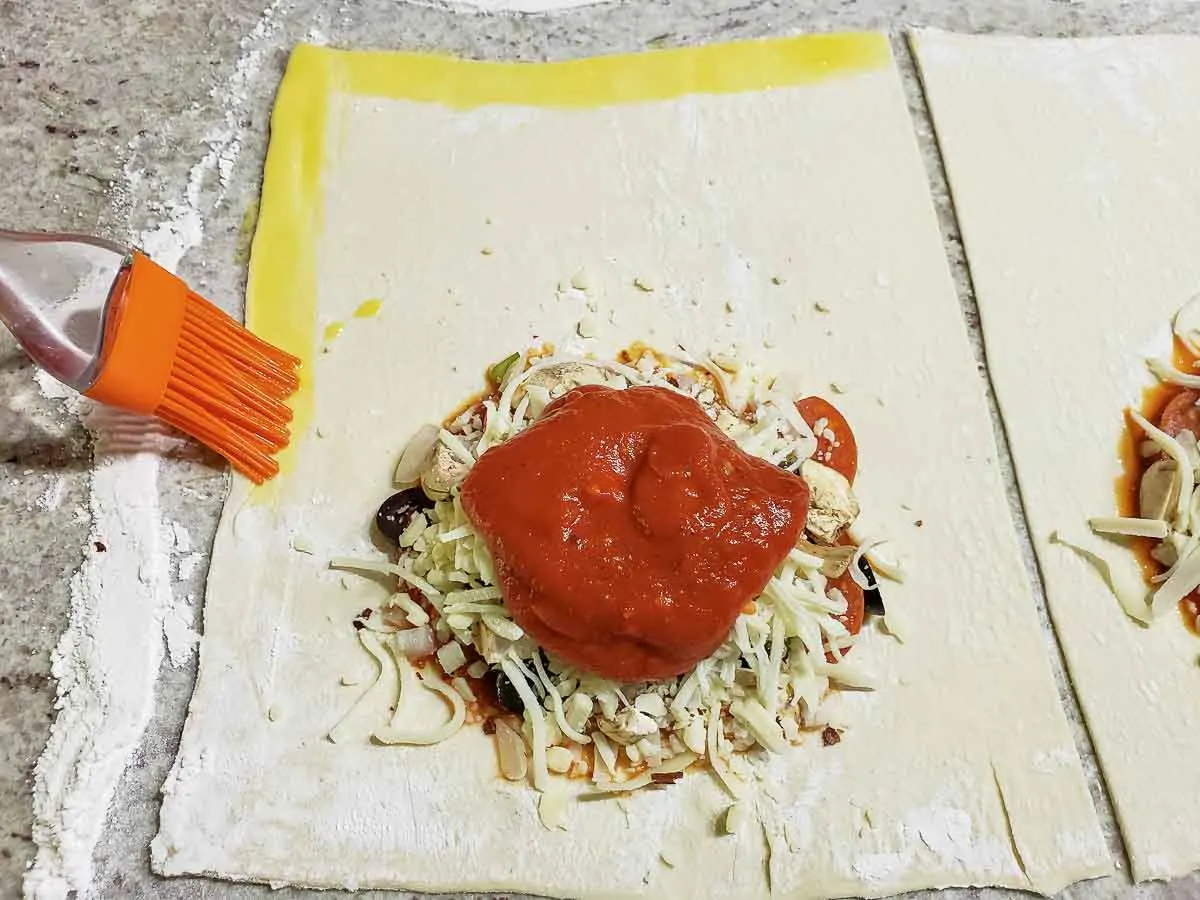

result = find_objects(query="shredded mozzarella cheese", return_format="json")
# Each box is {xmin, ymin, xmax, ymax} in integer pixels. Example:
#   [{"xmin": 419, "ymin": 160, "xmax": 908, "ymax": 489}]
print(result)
[
  {"xmin": 335, "ymin": 347, "xmax": 882, "ymax": 816},
  {"xmin": 1087, "ymin": 516, "xmax": 1171, "ymax": 540}
]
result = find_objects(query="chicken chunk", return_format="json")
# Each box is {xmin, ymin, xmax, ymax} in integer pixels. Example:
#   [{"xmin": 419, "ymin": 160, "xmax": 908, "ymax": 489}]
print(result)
[
  {"xmin": 800, "ymin": 459, "xmax": 860, "ymax": 544},
  {"xmin": 421, "ymin": 442, "xmax": 469, "ymax": 501},
  {"xmin": 524, "ymin": 362, "xmax": 608, "ymax": 397},
  {"xmin": 597, "ymin": 708, "xmax": 659, "ymax": 745}
]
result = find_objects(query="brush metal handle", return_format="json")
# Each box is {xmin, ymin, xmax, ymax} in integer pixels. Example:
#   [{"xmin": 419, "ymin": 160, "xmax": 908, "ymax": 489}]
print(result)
[{"xmin": 0, "ymin": 229, "xmax": 129, "ymax": 390}]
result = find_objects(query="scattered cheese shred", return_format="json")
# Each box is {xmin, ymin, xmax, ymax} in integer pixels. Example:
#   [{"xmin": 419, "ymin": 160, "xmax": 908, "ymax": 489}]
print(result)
[
  {"xmin": 374, "ymin": 659, "xmax": 467, "ymax": 746},
  {"xmin": 328, "ymin": 631, "xmax": 398, "ymax": 744},
  {"xmin": 538, "ymin": 789, "xmax": 570, "ymax": 830},
  {"xmin": 1052, "ymin": 531, "xmax": 1152, "ymax": 625},
  {"xmin": 1088, "ymin": 516, "xmax": 1171, "ymax": 540}
]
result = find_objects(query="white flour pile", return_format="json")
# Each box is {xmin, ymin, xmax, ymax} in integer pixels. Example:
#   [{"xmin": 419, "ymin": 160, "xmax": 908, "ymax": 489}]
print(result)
[{"xmin": 23, "ymin": 3, "xmax": 286, "ymax": 897}]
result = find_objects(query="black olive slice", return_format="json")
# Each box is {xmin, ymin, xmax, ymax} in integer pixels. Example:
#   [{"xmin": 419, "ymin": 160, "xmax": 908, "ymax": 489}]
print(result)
[
  {"xmin": 375, "ymin": 488, "xmax": 434, "ymax": 543},
  {"xmin": 857, "ymin": 556, "xmax": 885, "ymax": 616},
  {"xmin": 490, "ymin": 668, "xmax": 525, "ymax": 715}
]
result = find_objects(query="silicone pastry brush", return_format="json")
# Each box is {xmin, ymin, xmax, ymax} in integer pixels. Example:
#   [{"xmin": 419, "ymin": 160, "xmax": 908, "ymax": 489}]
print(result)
[{"xmin": 0, "ymin": 229, "xmax": 300, "ymax": 483}]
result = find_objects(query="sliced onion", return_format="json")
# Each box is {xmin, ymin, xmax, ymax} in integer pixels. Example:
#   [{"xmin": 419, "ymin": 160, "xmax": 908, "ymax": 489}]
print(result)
[
  {"xmin": 394, "ymin": 424, "xmax": 440, "ymax": 487},
  {"xmin": 495, "ymin": 718, "xmax": 529, "ymax": 781}
]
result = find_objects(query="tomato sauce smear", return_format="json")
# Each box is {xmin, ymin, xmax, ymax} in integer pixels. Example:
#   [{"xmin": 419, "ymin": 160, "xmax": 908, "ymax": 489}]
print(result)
[
  {"xmin": 460, "ymin": 384, "xmax": 812, "ymax": 682},
  {"xmin": 1116, "ymin": 335, "xmax": 1200, "ymax": 635}
]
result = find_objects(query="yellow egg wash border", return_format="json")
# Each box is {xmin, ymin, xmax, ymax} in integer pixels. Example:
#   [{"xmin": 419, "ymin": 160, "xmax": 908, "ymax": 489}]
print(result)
[{"xmin": 244, "ymin": 33, "xmax": 891, "ymax": 486}]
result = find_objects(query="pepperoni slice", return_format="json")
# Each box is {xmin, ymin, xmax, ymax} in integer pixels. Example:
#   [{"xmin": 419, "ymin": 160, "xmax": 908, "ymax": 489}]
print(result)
[
  {"xmin": 795, "ymin": 397, "xmax": 858, "ymax": 484},
  {"xmin": 1158, "ymin": 389, "xmax": 1200, "ymax": 439},
  {"xmin": 824, "ymin": 568, "xmax": 865, "ymax": 664}
]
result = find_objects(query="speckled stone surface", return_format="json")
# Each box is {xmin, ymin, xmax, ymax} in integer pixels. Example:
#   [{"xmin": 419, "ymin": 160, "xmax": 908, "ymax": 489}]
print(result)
[{"xmin": 5, "ymin": 1, "xmax": 1200, "ymax": 898}]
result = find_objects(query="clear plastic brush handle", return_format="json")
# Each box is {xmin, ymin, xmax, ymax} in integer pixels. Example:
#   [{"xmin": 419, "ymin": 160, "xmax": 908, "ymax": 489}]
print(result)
[{"xmin": 0, "ymin": 229, "xmax": 130, "ymax": 392}]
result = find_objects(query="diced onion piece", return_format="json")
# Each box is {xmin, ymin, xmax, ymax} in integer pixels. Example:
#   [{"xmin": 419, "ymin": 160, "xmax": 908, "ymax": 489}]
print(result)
[
  {"xmin": 1087, "ymin": 516, "xmax": 1171, "ymax": 540},
  {"xmin": 546, "ymin": 745, "xmax": 574, "ymax": 773},
  {"xmin": 436, "ymin": 641, "xmax": 467, "ymax": 674},
  {"xmin": 865, "ymin": 548, "xmax": 905, "ymax": 583},
  {"xmin": 391, "ymin": 625, "xmax": 435, "ymax": 659}
]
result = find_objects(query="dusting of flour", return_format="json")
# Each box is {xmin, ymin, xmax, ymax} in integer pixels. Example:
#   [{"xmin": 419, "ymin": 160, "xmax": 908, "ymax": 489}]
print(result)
[
  {"xmin": 26, "ymin": 0, "xmax": 625, "ymax": 892},
  {"xmin": 23, "ymin": 4, "xmax": 286, "ymax": 898}
]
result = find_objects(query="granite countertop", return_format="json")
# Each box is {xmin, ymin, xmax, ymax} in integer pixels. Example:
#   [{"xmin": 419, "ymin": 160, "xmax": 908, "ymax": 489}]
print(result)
[{"xmin": 4, "ymin": 1, "xmax": 1200, "ymax": 897}]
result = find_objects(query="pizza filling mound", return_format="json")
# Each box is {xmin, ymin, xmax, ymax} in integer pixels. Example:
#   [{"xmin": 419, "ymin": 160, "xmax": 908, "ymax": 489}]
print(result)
[{"xmin": 333, "ymin": 347, "xmax": 895, "ymax": 815}]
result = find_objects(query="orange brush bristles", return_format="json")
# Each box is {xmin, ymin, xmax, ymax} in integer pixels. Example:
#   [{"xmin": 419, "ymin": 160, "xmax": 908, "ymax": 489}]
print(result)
[{"xmin": 84, "ymin": 252, "xmax": 301, "ymax": 483}]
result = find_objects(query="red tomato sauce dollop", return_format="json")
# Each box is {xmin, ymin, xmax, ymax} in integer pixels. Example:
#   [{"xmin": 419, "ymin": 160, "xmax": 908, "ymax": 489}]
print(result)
[{"xmin": 460, "ymin": 385, "xmax": 811, "ymax": 682}]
